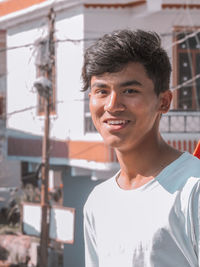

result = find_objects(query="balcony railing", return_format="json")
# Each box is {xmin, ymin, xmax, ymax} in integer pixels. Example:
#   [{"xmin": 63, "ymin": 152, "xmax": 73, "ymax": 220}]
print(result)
[
  {"xmin": 160, "ymin": 111, "xmax": 200, "ymax": 133},
  {"xmin": 85, "ymin": 111, "xmax": 200, "ymax": 134}
]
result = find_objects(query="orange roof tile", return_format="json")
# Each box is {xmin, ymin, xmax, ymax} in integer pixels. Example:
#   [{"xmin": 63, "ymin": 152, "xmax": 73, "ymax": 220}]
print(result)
[
  {"xmin": 0, "ymin": 0, "xmax": 46, "ymax": 17},
  {"xmin": 162, "ymin": 4, "xmax": 200, "ymax": 9},
  {"xmin": 84, "ymin": 1, "xmax": 146, "ymax": 9}
]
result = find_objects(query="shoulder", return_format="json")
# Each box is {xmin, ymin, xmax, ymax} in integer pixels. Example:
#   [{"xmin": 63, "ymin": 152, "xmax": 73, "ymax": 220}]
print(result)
[
  {"xmin": 181, "ymin": 151, "xmax": 200, "ymax": 165},
  {"xmin": 176, "ymin": 152, "xmax": 200, "ymax": 177},
  {"xmin": 158, "ymin": 152, "xmax": 200, "ymax": 194},
  {"xmin": 178, "ymin": 153, "xmax": 200, "ymax": 200}
]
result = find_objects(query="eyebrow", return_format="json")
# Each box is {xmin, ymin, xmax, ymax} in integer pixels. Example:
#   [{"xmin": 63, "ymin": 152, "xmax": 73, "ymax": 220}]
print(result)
[
  {"xmin": 91, "ymin": 82, "xmax": 108, "ymax": 89},
  {"xmin": 119, "ymin": 80, "xmax": 142, "ymax": 88},
  {"xmin": 91, "ymin": 80, "xmax": 142, "ymax": 89}
]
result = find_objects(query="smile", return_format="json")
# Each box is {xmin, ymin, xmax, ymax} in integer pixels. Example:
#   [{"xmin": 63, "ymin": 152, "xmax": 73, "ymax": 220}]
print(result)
[
  {"xmin": 104, "ymin": 119, "xmax": 130, "ymax": 131},
  {"xmin": 106, "ymin": 120, "xmax": 129, "ymax": 125}
]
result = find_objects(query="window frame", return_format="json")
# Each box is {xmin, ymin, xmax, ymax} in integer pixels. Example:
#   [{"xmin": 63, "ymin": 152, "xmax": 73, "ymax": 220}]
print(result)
[{"xmin": 173, "ymin": 26, "xmax": 200, "ymax": 111}]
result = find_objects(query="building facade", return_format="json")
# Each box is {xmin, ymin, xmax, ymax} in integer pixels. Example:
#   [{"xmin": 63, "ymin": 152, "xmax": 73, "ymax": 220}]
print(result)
[{"xmin": 0, "ymin": 0, "xmax": 199, "ymax": 266}]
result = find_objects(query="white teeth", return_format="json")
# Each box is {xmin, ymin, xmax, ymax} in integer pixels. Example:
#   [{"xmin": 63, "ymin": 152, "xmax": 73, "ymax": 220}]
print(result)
[{"xmin": 107, "ymin": 120, "xmax": 126, "ymax": 125}]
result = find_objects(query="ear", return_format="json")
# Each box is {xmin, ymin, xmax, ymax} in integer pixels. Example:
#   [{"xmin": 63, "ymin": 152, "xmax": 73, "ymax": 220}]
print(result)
[{"xmin": 158, "ymin": 90, "xmax": 172, "ymax": 114}]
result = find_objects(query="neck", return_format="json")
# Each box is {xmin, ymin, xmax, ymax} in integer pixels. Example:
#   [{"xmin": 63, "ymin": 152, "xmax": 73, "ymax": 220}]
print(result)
[{"xmin": 115, "ymin": 135, "xmax": 182, "ymax": 190}]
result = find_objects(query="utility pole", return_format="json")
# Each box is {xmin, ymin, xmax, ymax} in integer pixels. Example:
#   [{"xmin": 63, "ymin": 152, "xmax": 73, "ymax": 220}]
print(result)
[
  {"xmin": 39, "ymin": 86, "xmax": 50, "ymax": 267},
  {"xmin": 34, "ymin": 8, "xmax": 55, "ymax": 267}
]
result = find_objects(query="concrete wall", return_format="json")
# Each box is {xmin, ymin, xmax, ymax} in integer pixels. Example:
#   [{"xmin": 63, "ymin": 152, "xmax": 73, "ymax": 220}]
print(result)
[
  {"xmin": 6, "ymin": 3, "xmax": 200, "ymax": 142},
  {"xmin": 7, "ymin": 18, "xmax": 47, "ymax": 136},
  {"xmin": 6, "ymin": 6, "xmax": 85, "ymax": 141},
  {"xmin": 83, "ymin": 4, "xmax": 200, "ymax": 92},
  {"xmin": 53, "ymin": 7, "xmax": 85, "ymax": 140}
]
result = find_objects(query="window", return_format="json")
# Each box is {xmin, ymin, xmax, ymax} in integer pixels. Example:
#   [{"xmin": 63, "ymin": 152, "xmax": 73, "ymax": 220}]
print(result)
[
  {"xmin": 173, "ymin": 28, "xmax": 200, "ymax": 111},
  {"xmin": 35, "ymin": 38, "xmax": 56, "ymax": 115},
  {"xmin": 84, "ymin": 91, "xmax": 97, "ymax": 133}
]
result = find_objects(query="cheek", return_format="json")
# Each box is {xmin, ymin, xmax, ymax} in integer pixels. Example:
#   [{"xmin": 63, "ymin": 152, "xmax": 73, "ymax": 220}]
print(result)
[
  {"xmin": 89, "ymin": 98, "xmax": 98, "ymax": 111},
  {"xmin": 127, "ymin": 98, "xmax": 140, "ymax": 107},
  {"xmin": 89, "ymin": 99, "xmax": 102, "ymax": 129},
  {"xmin": 89, "ymin": 98, "xmax": 104, "ymax": 117},
  {"xmin": 125, "ymin": 98, "xmax": 144, "ymax": 113}
]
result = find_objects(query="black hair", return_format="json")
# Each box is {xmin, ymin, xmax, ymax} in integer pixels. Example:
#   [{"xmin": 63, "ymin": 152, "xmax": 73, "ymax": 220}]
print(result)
[{"xmin": 81, "ymin": 29, "xmax": 171, "ymax": 95}]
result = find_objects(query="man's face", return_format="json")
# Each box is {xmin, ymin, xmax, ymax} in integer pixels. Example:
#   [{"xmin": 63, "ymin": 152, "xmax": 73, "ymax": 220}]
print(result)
[{"xmin": 89, "ymin": 62, "xmax": 170, "ymax": 152}]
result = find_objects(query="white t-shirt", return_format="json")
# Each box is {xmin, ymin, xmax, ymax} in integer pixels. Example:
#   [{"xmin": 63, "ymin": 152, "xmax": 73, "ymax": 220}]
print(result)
[{"xmin": 84, "ymin": 152, "xmax": 200, "ymax": 267}]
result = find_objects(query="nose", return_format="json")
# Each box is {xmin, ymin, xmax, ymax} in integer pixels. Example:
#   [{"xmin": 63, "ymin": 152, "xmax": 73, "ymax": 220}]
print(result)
[{"xmin": 104, "ymin": 91, "xmax": 125, "ymax": 112}]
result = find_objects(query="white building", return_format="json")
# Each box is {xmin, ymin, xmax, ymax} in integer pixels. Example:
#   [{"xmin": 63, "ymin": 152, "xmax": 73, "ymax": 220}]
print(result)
[{"xmin": 0, "ymin": 0, "xmax": 199, "ymax": 266}]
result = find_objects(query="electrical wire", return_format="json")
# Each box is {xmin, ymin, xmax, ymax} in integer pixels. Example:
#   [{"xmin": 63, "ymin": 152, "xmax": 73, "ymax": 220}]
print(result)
[
  {"xmin": 165, "ymin": 29, "xmax": 200, "ymax": 50},
  {"xmin": 0, "ymin": 4, "xmax": 199, "ymax": 165},
  {"xmin": 0, "ymin": 7, "xmax": 200, "ymax": 119},
  {"xmin": 171, "ymin": 73, "xmax": 200, "ymax": 91},
  {"xmin": 1, "ymin": 29, "xmax": 200, "ymax": 54},
  {"xmin": 184, "ymin": 0, "xmax": 200, "ymax": 109}
]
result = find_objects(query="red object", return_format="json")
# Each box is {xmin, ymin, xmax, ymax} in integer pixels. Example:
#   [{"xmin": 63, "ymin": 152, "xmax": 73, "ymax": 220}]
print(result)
[{"xmin": 193, "ymin": 141, "xmax": 200, "ymax": 159}]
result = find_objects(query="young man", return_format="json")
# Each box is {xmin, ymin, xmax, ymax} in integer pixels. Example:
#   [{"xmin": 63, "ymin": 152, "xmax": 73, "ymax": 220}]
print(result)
[{"xmin": 82, "ymin": 29, "xmax": 200, "ymax": 267}]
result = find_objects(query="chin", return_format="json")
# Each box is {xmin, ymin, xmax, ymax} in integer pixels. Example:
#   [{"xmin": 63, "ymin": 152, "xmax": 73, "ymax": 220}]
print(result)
[{"xmin": 102, "ymin": 136, "xmax": 124, "ymax": 149}]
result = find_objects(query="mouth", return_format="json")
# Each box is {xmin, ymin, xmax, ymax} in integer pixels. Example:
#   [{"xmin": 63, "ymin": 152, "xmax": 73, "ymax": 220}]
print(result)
[
  {"xmin": 106, "ymin": 120, "xmax": 129, "ymax": 125},
  {"xmin": 104, "ymin": 119, "xmax": 130, "ymax": 130}
]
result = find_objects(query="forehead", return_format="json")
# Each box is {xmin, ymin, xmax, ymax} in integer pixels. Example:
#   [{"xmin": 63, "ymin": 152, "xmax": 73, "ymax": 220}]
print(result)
[{"xmin": 90, "ymin": 62, "xmax": 154, "ymax": 88}]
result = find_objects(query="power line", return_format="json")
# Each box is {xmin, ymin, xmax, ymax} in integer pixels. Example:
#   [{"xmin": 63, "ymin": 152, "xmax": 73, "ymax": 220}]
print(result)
[
  {"xmin": 0, "ymin": 37, "xmax": 99, "ymax": 54},
  {"xmin": 170, "ymin": 73, "xmax": 200, "ymax": 91},
  {"xmin": 0, "ymin": 14, "xmax": 200, "ymax": 117},
  {"xmin": 184, "ymin": 1, "xmax": 200, "ymax": 109},
  {"xmin": 0, "ymin": 42, "xmax": 35, "ymax": 53},
  {"xmin": 0, "ymin": 28, "xmax": 200, "ymax": 54},
  {"xmin": 6, "ymin": 105, "xmax": 37, "ymax": 117},
  {"xmin": 4, "ymin": 100, "xmax": 64, "ymax": 118},
  {"xmin": 166, "ymin": 29, "xmax": 200, "ymax": 50}
]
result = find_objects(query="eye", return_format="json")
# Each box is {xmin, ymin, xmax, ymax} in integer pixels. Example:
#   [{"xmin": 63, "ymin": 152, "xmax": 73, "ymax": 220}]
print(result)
[
  {"xmin": 95, "ymin": 89, "xmax": 108, "ymax": 95},
  {"xmin": 123, "ymin": 88, "xmax": 138, "ymax": 94}
]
